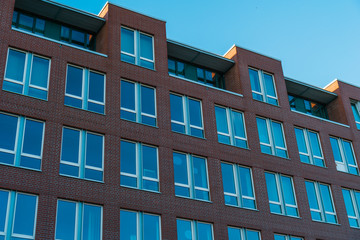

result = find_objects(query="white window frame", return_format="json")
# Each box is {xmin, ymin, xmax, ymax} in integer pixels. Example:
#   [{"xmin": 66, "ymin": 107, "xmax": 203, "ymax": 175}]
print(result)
[
  {"xmin": 4, "ymin": 48, "xmax": 51, "ymax": 100},
  {"xmin": 120, "ymin": 79, "xmax": 157, "ymax": 126},
  {"xmin": 55, "ymin": 199, "xmax": 103, "ymax": 240},
  {"xmin": 174, "ymin": 152, "xmax": 210, "ymax": 201},
  {"xmin": 60, "ymin": 127, "xmax": 104, "ymax": 182},
  {"xmin": 330, "ymin": 136, "xmax": 359, "ymax": 175},
  {"xmin": 215, "ymin": 105, "xmax": 248, "ymax": 148},
  {"xmin": 342, "ymin": 188, "xmax": 360, "ymax": 228},
  {"xmin": 228, "ymin": 226, "xmax": 262, "ymax": 240},
  {"xmin": 295, "ymin": 127, "xmax": 324, "ymax": 166},
  {"xmin": 351, "ymin": 100, "xmax": 360, "ymax": 129},
  {"xmin": 64, "ymin": 64, "xmax": 106, "ymax": 114},
  {"xmin": 170, "ymin": 93, "xmax": 204, "ymax": 137},
  {"xmin": 177, "ymin": 218, "xmax": 214, "ymax": 240},
  {"xmin": 120, "ymin": 139, "xmax": 159, "ymax": 192},
  {"xmin": 249, "ymin": 67, "xmax": 278, "ymax": 105},
  {"xmin": 265, "ymin": 172, "xmax": 299, "ymax": 217}
]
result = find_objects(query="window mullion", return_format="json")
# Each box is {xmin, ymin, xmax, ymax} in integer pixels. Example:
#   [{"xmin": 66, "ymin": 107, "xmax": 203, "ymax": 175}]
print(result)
[
  {"xmin": 138, "ymin": 212, "xmax": 142, "ymax": 240},
  {"xmin": 227, "ymin": 109, "xmax": 235, "ymax": 145},
  {"xmin": 23, "ymin": 53, "xmax": 33, "ymax": 95},
  {"xmin": 83, "ymin": 69, "xmax": 89, "ymax": 110},
  {"xmin": 276, "ymin": 174, "xmax": 285, "ymax": 214},
  {"xmin": 351, "ymin": 191, "xmax": 360, "ymax": 225},
  {"xmin": 315, "ymin": 183, "xmax": 325, "ymax": 221},
  {"xmin": 183, "ymin": 97, "xmax": 190, "ymax": 134},
  {"xmin": 257, "ymin": 70, "xmax": 265, "ymax": 99},
  {"xmin": 14, "ymin": 117, "xmax": 24, "ymax": 166},
  {"xmin": 303, "ymin": 130, "xmax": 314, "ymax": 164},
  {"xmin": 136, "ymin": 83, "xmax": 141, "ymax": 123},
  {"xmin": 135, "ymin": 31, "xmax": 139, "ymax": 65},
  {"xmin": 338, "ymin": 139, "xmax": 349, "ymax": 172},
  {"xmin": 77, "ymin": 203, "xmax": 82, "ymax": 240},
  {"xmin": 188, "ymin": 155, "xmax": 195, "ymax": 198},
  {"xmin": 235, "ymin": 165, "xmax": 242, "ymax": 207},
  {"xmin": 267, "ymin": 120, "xmax": 275, "ymax": 155},
  {"xmin": 138, "ymin": 143, "xmax": 143, "ymax": 189},
  {"xmin": 79, "ymin": 131, "xmax": 86, "ymax": 179},
  {"xmin": 5, "ymin": 191, "xmax": 16, "ymax": 239}
]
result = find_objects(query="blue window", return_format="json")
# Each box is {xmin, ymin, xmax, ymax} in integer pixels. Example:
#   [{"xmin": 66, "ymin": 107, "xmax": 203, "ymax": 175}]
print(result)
[
  {"xmin": 256, "ymin": 117, "xmax": 287, "ymax": 158},
  {"xmin": 120, "ymin": 210, "xmax": 161, "ymax": 240},
  {"xmin": 294, "ymin": 128, "xmax": 324, "ymax": 167},
  {"xmin": 65, "ymin": 65, "xmax": 106, "ymax": 114},
  {"xmin": 228, "ymin": 226, "xmax": 261, "ymax": 240},
  {"xmin": 330, "ymin": 136, "xmax": 359, "ymax": 175},
  {"xmin": 173, "ymin": 152, "xmax": 210, "ymax": 201},
  {"xmin": 177, "ymin": 219, "xmax": 213, "ymax": 240},
  {"xmin": 60, "ymin": 127, "xmax": 104, "ymax": 182},
  {"xmin": 342, "ymin": 188, "xmax": 360, "ymax": 228},
  {"xmin": 221, "ymin": 162, "xmax": 256, "ymax": 209},
  {"xmin": 274, "ymin": 234, "xmax": 303, "ymax": 240},
  {"xmin": 3, "ymin": 48, "xmax": 50, "ymax": 100},
  {"xmin": 265, "ymin": 172, "xmax": 299, "ymax": 217},
  {"xmin": 120, "ymin": 80, "xmax": 157, "ymax": 126},
  {"xmin": 120, "ymin": 140, "xmax": 159, "ymax": 192},
  {"xmin": 0, "ymin": 190, "xmax": 38, "ymax": 240},
  {"xmin": 248, "ymin": 68, "xmax": 278, "ymax": 105},
  {"xmin": 55, "ymin": 200, "xmax": 102, "ymax": 240},
  {"xmin": 215, "ymin": 106, "xmax": 247, "ymax": 148},
  {"xmin": 121, "ymin": 27, "xmax": 155, "ymax": 70},
  {"xmin": 305, "ymin": 181, "xmax": 337, "ymax": 224},
  {"xmin": 351, "ymin": 101, "xmax": 360, "ymax": 130},
  {"xmin": 0, "ymin": 112, "xmax": 44, "ymax": 170},
  {"xmin": 170, "ymin": 93, "xmax": 204, "ymax": 138}
]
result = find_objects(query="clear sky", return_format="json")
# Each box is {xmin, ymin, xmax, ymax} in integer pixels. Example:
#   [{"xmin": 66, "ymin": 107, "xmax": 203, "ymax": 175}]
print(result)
[{"xmin": 56, "ymin": 0, "xmax": 360, "ymax": 89}]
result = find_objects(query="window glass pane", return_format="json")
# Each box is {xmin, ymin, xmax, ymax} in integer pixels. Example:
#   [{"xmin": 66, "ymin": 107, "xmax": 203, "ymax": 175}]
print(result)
[
  {"xmin": 168, "ymin": 59, "xmax": 175, "ymax": 73},
  {"xmin": 263, "ymin": 73, "xmax": 276, "ymax": 97},
  {"xmin": 61, "ymin": 26, "xmax": 70, "ymax": 40},
  {"xmin": 35, "ymin": 18, "xmax": 45, "ymax": 33},
  {"xmin": 239, "ymin": 167, "xmax": 254, "ymax": 198},
  {"xmin": 30, "ymin": 56, "xmax": 49, "ymax": 89},
  {"xmin": 221, "ymin": 163, "xmax": 236, "ymax": 194},
  {"xmin": 143, "ymin": 214, "xmax": 160, "ymax": 240},
  {"xmin": 215, "ymin": 107, "xmax": 229, "ymax": 134},
  {"xmin": 173, "ymin": 153, "xmax": 188, "ymax": 185},
  {"xmin": 88, "ymin": 72, "xmax": 105, "ymax": 103},
  {"xmin": 272, "ymin": 121, "xmax": 285, "ymax": 148},
  {"xmin": 188, "ymin": 99, "xmax": 202, "ymax": 128},
  {"xmin": 228, "ymin": 227, "xmax": 241, "ymax": 240},
  {"xmin": 308, "ymin": 131, "xmax": 322, "ymax": 157},
  {"xmin": 56, "ymin": 200, "xmax": 76, "ymax": 240},
  {"xmin": 330, "ymin": 138, "xmax": 342, "ymax": 163},
  {"xmin": 66, "ymin": 66, "xmax": 83, "ymax": 97},
  {"xmin": 177, "ymin": 62, "xmax": 185, "ymax": 76},
  {"xmin": 249, "ymin": 69, "xmax": 261, "ymax": 93},
  {"xmin": 121, "ymin": 28, "xmax": 135, "ymax": 55},
  {"xmin": 281, "ymin": 176, "xmax": 296, "ymax": 205},
  {"xmin": 140, "ymin": 33, "xmax": 153, "ymax": 60},
  {"xmin": 71, "ymin": 30, "xmax": 85, "ymax": 45},
  {"xmin": 120, "ymin": 141, "xmax": 136, "ymax": 175},
  {"xmin": 22, "ymin": 119, "xmax": 43, "ymax": 157},
  {"xmin": 274, "ymin": 235, "xmax": 286, "ymax": 240},
  {"xmin": 177, "ymin": 219, "xmax": 192, "ymax": 240},
  {"xmin": 0, "ymin": 190, "xmax": 9, "ymax": 232},
  {"xmin": 305, "ymin": 181, "xmax": 319, "ymax": 210},
  {"xmin": 121, "ymin": 81, "xmax": 135, "ymax": 111},
  {"xmin": 141, "ymin": 86, "xmax": 155, "ymax": 116},
  {"xmin": 83, "ymin": 204, "xmax": 102, "ymax": 240},
  {"xmin": 256, "ymin": 118, "xmax": 270, "ymax": 144},
  {"xmin": 193, "ymin": 157, "xmax": 208, "ymax": 189},
  {"xmin": 5, "ymin": 49, "xmax": 26, "ymax": 82},
  {"xmin": 343, "ymin": 141, "xmax": 356, "ymax": 166},
  {"xmin": 197, "ymin": 222, "xmax": 212, "ymax": 240},
  {"xmin": 85, "ymin": 133, "xmax": 103, "ymax": 169},
  {"xmin": 120, "ymin": 210, "xmax": 137, "ymax": 240},
  {"xmin": 0, "ymin": 113, "xmax": 18, "ymax": 151},
  {"xmin": 265, "ymin": 173, "xmax": 279, "ymax": 202},
  {"xmin": 142, "ymin": 145, "xmax": 158, "ymax": 179},
  {"xmin": 342, "ymin": 189, "xmax": 356, "ymax": 217},
  {"xmin": 319, "ymin": 184, "xmax": 334, "ymax": 213},
  {"xmin": 13, "ymin": 193, "xmax": 37, "ymax": 236},
  {"xmin": 61, "ymin": 128, "xmax": 80, "ymax": 164},
  {"xmin": 351, "ymin": 104, "xmax": 360, "ymax": 122},
  {"xmin": 19, "ymin": 13, "xmax": 33, "ymax": 30},
  {"xmin": 294, "ymin": 128, "xmax": 307, "ymax": 153},
  {"xmin": 246, "ymin": 230, "xmax": 260, "ymax": 240},
  {"xmin": 170, "ymin": 94, "xmax": 184, "ymax": 123},
  {"xmin": 232, "ymin": 111, "xmax": 245, "ymax": 139}
]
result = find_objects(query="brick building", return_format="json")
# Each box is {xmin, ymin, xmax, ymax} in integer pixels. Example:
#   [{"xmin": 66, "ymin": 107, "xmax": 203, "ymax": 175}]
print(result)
[{"xmin": 1, "ymin": 0, "xmax": 360, "ymax": 239}]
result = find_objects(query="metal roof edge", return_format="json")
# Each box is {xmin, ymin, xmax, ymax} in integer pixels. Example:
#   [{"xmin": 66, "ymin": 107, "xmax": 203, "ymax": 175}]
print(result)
[{"xmin": 285, "ymin": 76, "xmax": 337, "ymax": 96}]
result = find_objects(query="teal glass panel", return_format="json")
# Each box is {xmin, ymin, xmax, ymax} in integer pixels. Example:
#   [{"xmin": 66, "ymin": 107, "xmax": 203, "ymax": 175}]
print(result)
[
  {"xmin": 88, "ymin": 72, "xmax": 105, "ymax": 103},
  {"xmin": 274, "ymin": 235, "xmax": 286, "ymax": 240},
  {"xmin": 66, "ymin": 65, "xmax": 83, "ymax": 98},
  {"xmin": 22, "ymin": 119, "xmax": 43, "ymax": 157},
  {"xmin": 263, "ymin": 73, "xmax": 276, "ymax": 97},
  {"xmin": 343, "ymin": 141, "xmax": 357, "ymax": 166},
  {"xmin": 197, "ymin": 222, "xmax": 213, "ymax": 240},
  {"xmin": 0, "ymin": 190, "xmax": 9, "ymax": 233},
  {"xmin": 193, "ymin": 156, "xmax": 208, "ymax": 189},
  {"xmin": 170, "ymin": 94, "xmax": 184, "ymax": 124},
  {"xmin": 56, "ymin": 200, "xmax": 76, "ymax": 240},
  {"xmin": 143, "ymin": 214, "xmax": 160, "ymax": 240},
  {"xmin": 30, "ymin": 56, "xmax": 49, "ymax": 89},
  {"xmin": 121, "ymin": 81, "xmax": 135, "ymax": 111},
  {"xmin": 272, "ymin": 121, "xmax": 285, "ymax": 148},
  {"xmin": 120, "ymin": 141, "xmax": 136, "ymax": 176},
  {"xmin": 141, "ymin": 86, "xmax": 155, "ymax": 117},
  {"xmin": 265, "ymin": 173, "xmax": 279, "ymax": 203},
  {"xmin": 239, "ymin": 167, "xmax": 254, "ymax": 199},
  {"xmin": 121, "ymin": 28, "xmax": 135, "ymax": 55},
  {"xmin": 281, "ymin": 176, "xmax": 296, "ymax": 206},
  {"xmin": 173, "ymin": 152, "xmax": 188, "ymax": 188},
  {"xmin": 232, "ymin": 111, "xmax": 246, "ymax": 139},
  {"xmin": 188, "ymin": 99, "xmax": 203, "ymax": 128},
  {"xmin": 256, "ymin": 118, "xmax": 270, "ymax": 144},
  {"xmin": 308, "ymin": 131, "xmax": 322, "ymax": 157},
  {"xmin": 330, "ymin": 138, "xmax": 342, "ymax": 163},
  {"xmin": 120, "ymin": 210, "xmax": 137, "ymax": 240},
  {"xmin": 294, "ymin": 128, "xmax": 307, "ymax": 154},
  {"xmin": 177, "ymin": 219, "xmax": 192, "ymax": 240},
  {"xmin": 305, "ymin": 181, "xmax": 319, "ymax": 211},
  {"xmin": 221, "ymin": 163, "xmax": 236, "ymax": 195},
  {"xmin": 83, "ymin": 204, "xmax": 102, "ymax": 240},
  {"xmin": 5, "ymin": 49, "xmax": 26, "ymax": 83},
  {"xmin": 142, "ymin": 145, "xmax": 158, "ymax": 180},
  {"xmin": 0, "ymin": 113, "xmax": 18, "ymax": 151},
  {"xmin": 319, "ymin": 184, "xmax": 335, "ymax": 214},
  {"xmin": 342, "ymin": 189, "xmax": 356, "ymax": 219},
  {"xmin": 215, "ymin": 106, "xmax": 229, "ymax": 135},
  {"xmin": 249, "ymin": 69, "xmax": 261, "ymax": 95},
  {"xmin": 61, "ymin": 128, "xmax": 80, "ymax": 164},
  {"xmin": 140, "ymin": 33, "xmax": 153, "ymax": 60},
  {"xmin": 245, "ymin": 230, "xmax": 260, "ymax": 240},
  {"xmin": 228, "ymin": 227, "xmax": 241, "ymax": 240},
  {"xmin": 85, "ymin": 133, "xmax": 103, "ymax": 169},
  {"xmin": 12, "ymin": 193, "xmax": 37, "ymax": 237}
]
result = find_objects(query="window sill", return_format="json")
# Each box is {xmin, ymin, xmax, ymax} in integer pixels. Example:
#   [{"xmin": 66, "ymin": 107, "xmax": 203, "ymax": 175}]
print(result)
[
  {"xmin": 261, "ymin": 152, "xmax": 291, "ymax": 161},
  {"xmin": 121, "ymin": 60, "xmax": 156, "ymax": 72},
  {"xmin": 175, "ymin": 195, "xmax": 212, "ymax": 204},
  {"xmin": 0, "ymin": 162, "xmax": 41, "ymax": 172},
  {"xmin": 300, "ymin": 161, "xmax": 327, "ymax": 169},
  {"xmin": 120, "ymin": 184, "xmax": 160, "ymax": 194},
  {"xmin": 59, "ymin": 174, "xmax": 104, "ymax": 184},
  {"xmin": 12, "ymin": 27, "xmax": 108, "ymax": 57},
  {"xmin": 169, "ymin": 74, "xmax": 244, "ymax": 98},
  {"xmin": 65, "ymin": 104, "xmax": 106, "ymax": 116},
  {"xmin": 120, "ymin": 117, "xmax": 159, "ymax": 129},
  {"xmin": 225, "ymin": 204, "xmax": 258, "ymax": 212},
  {"xmin": 172, "ymin": 130, "xmax": 206, "ymax": 140},
  {"xmin": 270, "ymin": 212, "xmax": 301, "ymax": 219},
  {"xmin": 218, "ymin": 141, "xmax": 250, "ymax": 151},
  {"xmin": 252, "ymin": 98, "xmax": 280, "ymax": 108},
  {"xmin": 2, "ymin": 89, "xmax": 48, "ymax": 102},
  {"xmin": 336, "ymin": 169, "xmax": 360, "ymax": 177},
  {"xmin": 311, "ymin": 219, "xmax": 341, "ymax": 226},
  {"xmin": 291, "ymin": 110, "xmax": 350, "ymax": 128}
]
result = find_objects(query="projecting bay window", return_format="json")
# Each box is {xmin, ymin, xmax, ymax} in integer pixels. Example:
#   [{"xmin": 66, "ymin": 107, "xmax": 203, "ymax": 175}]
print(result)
[
  {"xmin": 121, "ymin": 27, "xmax": 155, "ymax": 70},
  {"xmin": 0, "ymin": 190, "xmax": 38, "ymax": 240},
  {"xmin": 265, "ymin": 172, "xmax": 299, "ymax": 217},
  {"xmin": 170, "ymin": 93, "xmax": 204, "ymax": 138},
  {"xmin": 60, "ymin": 127, "xmax": 104, "ymax": 182},
  {"xmin": 55, "ymin": 200, "xmax": 102, "ymax": 240},
  {"xmin": 120, "ymin": 140, "xmax": 159, "ymax": 192},
  {"xmin": 351, "ymin": 101, "xmax": 360, "ymax": 130},
  {"xmin": 221, "ymin": 162, "xmax": 256, "ymax": 209},
  {"xmin": 120, "ymin": 210, "xmax": 161, "ymax": 240},
  {"xmin": 330, "ymin": 137, "xmax": 359, "ymax": 175},
  {"xmin": 274, "ymin": 234, "xmax": 303, "ymax": 240},
  {"xmin": 249, "ymin": 68, "xmax": 278, "ymax": 105},
  {"xmin": 228, "ymin": 227, "xmax": 261, "ymax": 240},
  {"xmin": 3, "ymin": 48, "xmax": 50, "ymax": 100},
  {"xmin": 256, "ymin": 117, "xmax": 288, "ymax": 158},
  {"xmin": 65, "ymin": 65, "xmax": 106, "ymax": 114},
  {"xmin": 121, "ymin": 80, "xmax": 157, "ymax": 127},
  {"xmin": 342, "ymin": 188, "xmax": 360, "ymax": 228},
  {"xmin": 305, "ymin": 181, "xmax": 337, "ymax": 224},
  {"xmin": 294, "ymin": 127, "xmax": 324, "ymax": 167},
  {"xmin": 173, "ymin": 152, "xmax": 210, "ymax": 201},
  {"xmin": 12, "ymin": 10, "xmax": 45, "ymax": 35},
  {"xmin": 0, "ymin": 112, "xmax": 44, "ymax": 170},
  {"xmin": 177, "ymin": 219, "xmax": 213, "ymax": 240}
]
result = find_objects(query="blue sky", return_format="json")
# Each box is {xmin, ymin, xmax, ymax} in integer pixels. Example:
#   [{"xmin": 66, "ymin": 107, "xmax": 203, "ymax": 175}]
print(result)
[{"xmin": 56, "ymin": 0, "xmax": 360, "ymax": 89}]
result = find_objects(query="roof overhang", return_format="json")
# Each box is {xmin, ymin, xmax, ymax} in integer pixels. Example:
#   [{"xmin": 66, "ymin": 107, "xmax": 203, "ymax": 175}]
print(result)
[
  {"xmin": 15, "ymin": 0, "xmax": 106, "ymax": 33},
  {"xmin": 167, "ymin": 40, "xmax": 235, "ymax": 73},
  {"xmin": 285, "ymin": 77, "xmax": 337, "ymax": 104}
]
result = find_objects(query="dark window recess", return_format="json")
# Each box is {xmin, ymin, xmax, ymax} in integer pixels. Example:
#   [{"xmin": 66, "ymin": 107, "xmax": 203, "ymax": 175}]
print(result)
[
  {"xmin": 12, "ymin": 10, "xmax": 96, "ymax": 50},
  {"xmin": 168, "ymin": 58, "xmax": 225, "ymax": 89},
  {"xmin": 288, "ymin": 95, "xmax": 328, "ymax": 119}
]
